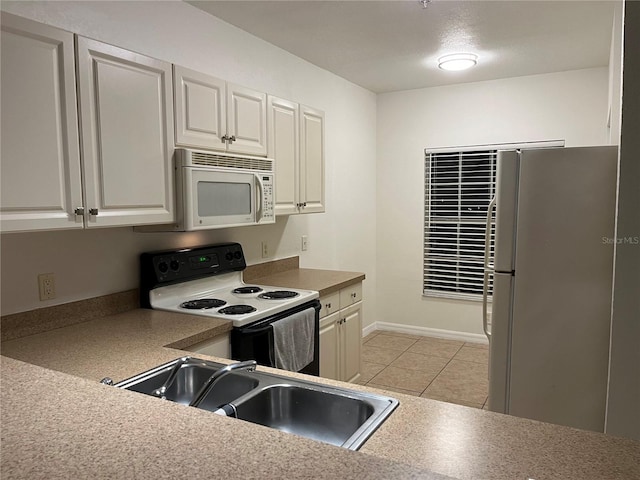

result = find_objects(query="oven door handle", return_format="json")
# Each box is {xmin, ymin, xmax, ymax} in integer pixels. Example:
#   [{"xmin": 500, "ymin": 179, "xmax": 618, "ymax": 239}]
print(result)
[
  {"xmin": 235, "ymin": 300, "xmax": 321, "ymax": 334},
  {"xmin": 241, "ymin": 322, "xmax": 274, "ymax": 334}
]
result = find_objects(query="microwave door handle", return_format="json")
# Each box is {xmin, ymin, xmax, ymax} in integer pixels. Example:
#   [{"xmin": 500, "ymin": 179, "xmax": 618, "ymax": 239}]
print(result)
[{"xmin": 255, "ymin": 175, "xmax": 264, "ymax": 223}]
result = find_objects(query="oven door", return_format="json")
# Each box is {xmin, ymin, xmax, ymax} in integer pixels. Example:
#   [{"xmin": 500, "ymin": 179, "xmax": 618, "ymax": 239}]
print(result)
[
  {"xmin": 182, "ymin": 167, "xmax": 265, "ymax": 230},
  {"xmin": 231, "ymin": 300, "xmax": 321, "ymax": 376}
]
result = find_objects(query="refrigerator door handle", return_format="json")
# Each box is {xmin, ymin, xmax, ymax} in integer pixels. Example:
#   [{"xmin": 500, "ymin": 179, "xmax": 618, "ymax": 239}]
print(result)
[
  {"xmin": 482, "ymin": 196, "xmax": 497, "ymax": 339},
  {"xmin": 484, "ymin": 196, "xmax": 496, "ymax": 270},
  {"xmin": 482, "ymin": 270, "xmax": 492, "ymax": 338}
]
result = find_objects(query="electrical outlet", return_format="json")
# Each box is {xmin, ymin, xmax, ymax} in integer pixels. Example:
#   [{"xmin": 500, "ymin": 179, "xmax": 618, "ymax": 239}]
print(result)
[
  {"xmin": 38, "ymin": 273, "xmax": 56, "ymax": 301},
  {"xmin": 301, "ymin": 235, "xmax": 308, "ymax": 251},
  {"xmin": 261, "ymin": 241, "xmax": 269, "ymax": 258}
]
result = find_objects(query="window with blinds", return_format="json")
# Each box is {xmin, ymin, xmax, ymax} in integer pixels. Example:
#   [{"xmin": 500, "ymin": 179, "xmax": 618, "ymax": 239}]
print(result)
[{"xmin": 423, "ymin": 148, "xmax": 496, "ymax": 300}]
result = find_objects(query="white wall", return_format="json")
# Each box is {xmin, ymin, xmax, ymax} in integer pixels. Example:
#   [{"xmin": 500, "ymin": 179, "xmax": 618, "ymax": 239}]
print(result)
[
  {"xmin": 376, "ymin": 68, "xmax": 610, "ymax": 335},
  {"xmin": 0, "ymin": 1, "xmax": 378, "ymax": 319},
  {"xmin": 608, "ymin": 2, "xmax": 624, "ymax": 143}
]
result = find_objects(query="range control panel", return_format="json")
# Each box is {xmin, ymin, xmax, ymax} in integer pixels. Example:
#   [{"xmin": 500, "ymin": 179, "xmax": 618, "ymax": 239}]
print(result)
[{"xmin": 140, "ymin": 242, "xmax": 246, "ymax": 288}]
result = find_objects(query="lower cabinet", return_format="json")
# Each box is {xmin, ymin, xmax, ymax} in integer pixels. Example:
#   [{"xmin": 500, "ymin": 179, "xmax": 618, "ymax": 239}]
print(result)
[
  {"xmin": 185, "ymin": 333, "xmax": 231, "ymax": 359},
  {"xmin": 319, "ymin": 283, "xmax": 363, "ymax": 383}
]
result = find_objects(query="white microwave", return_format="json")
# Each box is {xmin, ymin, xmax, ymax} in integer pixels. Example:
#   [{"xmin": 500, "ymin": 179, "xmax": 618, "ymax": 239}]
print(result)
[{"xmin": 140, "ymin": 149, "xmax": 275, "ymax": 231}]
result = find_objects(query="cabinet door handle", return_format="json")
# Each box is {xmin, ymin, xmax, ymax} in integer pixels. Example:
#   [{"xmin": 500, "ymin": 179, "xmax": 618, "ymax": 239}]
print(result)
[
  {"xmin": 351, "ymin": 293, "xmax": 357, "ymax": 298},
  {"xmin": 222, "ymin": 134, "xmax": 229, "ymax": 143},
  {"xmin": 325, "ymin": 303, "xmax": 332, "ymax": 309},
  {"xmin": 229, "ymin": 135, "xmax": 236, "ymax": 144},
  {"xmin": 89, "ymin": 208, "xmax": 99, "ymax": 216},
  {"xmin": 74, "ymin": 207, "xmax": 85, "ymax": 216}
]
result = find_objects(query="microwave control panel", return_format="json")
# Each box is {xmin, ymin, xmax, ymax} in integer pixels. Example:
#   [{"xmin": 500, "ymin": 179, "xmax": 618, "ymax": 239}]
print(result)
[{"xmin": 260, "ymin": 174, "xmax": 275, "ymax": 223}]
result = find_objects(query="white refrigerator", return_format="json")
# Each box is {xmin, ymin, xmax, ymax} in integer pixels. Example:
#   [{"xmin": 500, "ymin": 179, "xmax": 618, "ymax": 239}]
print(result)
[{"xmin": 483, "ymin": 145, "xmax": 618, "ymax": 432}]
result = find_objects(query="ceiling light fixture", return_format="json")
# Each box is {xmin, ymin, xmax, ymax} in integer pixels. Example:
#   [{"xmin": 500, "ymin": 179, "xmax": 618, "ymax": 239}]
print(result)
[
  {"xmin": 438, "ymin": 53, "xmax": 478, "ymax": 71},
  {"xmin": 420, "ymin": 0, "xmax": 432, "ymax": 8}
]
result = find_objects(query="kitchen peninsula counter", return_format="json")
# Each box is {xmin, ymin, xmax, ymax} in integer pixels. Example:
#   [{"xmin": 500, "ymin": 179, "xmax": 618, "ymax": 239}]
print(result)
[
  {"xmin": 0, "ymin": 356, "xmax": 447, "ymax": 480},
  {"xmin": 2, "ymin": 309, "xmax": 639, "ymax": 480}
]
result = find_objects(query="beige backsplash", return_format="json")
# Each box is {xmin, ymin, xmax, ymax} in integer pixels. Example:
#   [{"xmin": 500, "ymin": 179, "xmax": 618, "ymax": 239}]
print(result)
[
  {"xmin": 243, "ymin": 256, "xmax": 299, "ymax": 282},
  {"xmin": 1, "ymin": 257, "xmax": 299, "ymax": 342},
  {"xmin": 1, "ymin": 289, "xmax": 139, "ymax": 342}
]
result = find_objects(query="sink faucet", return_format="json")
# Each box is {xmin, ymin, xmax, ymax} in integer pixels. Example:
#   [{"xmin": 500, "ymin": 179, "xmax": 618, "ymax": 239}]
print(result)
[
  {"xmin": 189, "ymin": 360, "xmax": 257, "ymax": 408},
  {"xmin": 152, "ymin": 356, "xmax": 192, "ymax": 399}
]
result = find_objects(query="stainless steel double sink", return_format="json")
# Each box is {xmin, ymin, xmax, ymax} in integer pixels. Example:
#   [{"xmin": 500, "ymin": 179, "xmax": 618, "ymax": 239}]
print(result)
[{"xmin": 113, "ymin": 357, "xmax": 398, "ymax": 450}]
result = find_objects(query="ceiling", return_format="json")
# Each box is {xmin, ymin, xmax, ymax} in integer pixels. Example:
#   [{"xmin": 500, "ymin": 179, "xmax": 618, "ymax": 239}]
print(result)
[{"xmin": 187, "ymin": 0, "xmax": 616, "ymax": 93}]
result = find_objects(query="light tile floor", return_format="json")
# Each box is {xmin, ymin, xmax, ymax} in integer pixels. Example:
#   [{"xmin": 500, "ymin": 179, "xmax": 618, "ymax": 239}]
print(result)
[{"xmin": 359, "ymin": 330, "xmax": 490, "ymax": 409}]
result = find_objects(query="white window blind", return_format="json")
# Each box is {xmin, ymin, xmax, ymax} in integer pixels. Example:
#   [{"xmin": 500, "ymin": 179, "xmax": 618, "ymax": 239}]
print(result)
[{"xmin": 423, "ymin": 148, "xmax": 496, "ymax": 300}]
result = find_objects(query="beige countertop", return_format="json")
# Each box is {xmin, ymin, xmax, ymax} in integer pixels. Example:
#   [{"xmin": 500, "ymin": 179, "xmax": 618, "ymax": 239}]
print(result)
[
  {"xmin": 250, "ymin": 268, "xmax": 365, "ymax": 297},
  {"xmin": 0, "ymin": 356, "xmax": 447, "ymax": 480},
  {"xmin": 1, "ymin": 309, "xmax": 232, "ymax": 382},
  {"xmin": 2, "ymin": 308, "xmax": 639, "ymax": 480}
]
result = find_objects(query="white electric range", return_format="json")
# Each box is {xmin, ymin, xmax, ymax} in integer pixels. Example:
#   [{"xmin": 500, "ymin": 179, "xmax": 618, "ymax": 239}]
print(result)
[{"xmin": 140, "ymin": 243, "xmax": 320, "ymax": 375}]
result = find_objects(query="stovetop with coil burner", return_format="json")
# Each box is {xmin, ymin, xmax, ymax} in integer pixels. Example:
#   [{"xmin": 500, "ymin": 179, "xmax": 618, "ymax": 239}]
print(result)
[{"xmin": 140, "ymin": 243, "xmax": 318, "ymax": 327}]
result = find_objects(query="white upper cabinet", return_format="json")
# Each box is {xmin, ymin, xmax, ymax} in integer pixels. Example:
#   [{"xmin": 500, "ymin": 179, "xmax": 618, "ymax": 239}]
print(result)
[
  {"xmin": 299, "ymin": 105, "xmax": 325, "ymax": 214},
  {"xmin": 1, "ymin": 13, "xmax": 83, "ymax": 233},
  {"xmin": 174, "ymin": 65, "xmax": 267, "ymax": 156},
  {"xmin": 75, "ymin": 37, "xmax": 175, "ymax": 228},
  {"xmin": 174, "ymin": 66, "xmax": 226, "ymax": 151},
  {"xmin": 267, "ymin": 97, "xmax": 325, "ymax": 215},
  {"xmin": 268, "ymin": 96, "xmax": 299, "ymax": 215},
  {"xmin": 227, "ymin": 83, "xmax": 267, "ymax": 156}
]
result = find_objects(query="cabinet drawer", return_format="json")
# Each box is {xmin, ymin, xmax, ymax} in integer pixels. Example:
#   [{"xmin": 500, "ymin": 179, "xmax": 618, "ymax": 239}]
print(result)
[
  {"xmin": 319, "ymin": 292, "xmax": 340, "ymax": 318},
  {"xmin": 340, "ymin": 283, "xmax": 362, "ymax": 308}
]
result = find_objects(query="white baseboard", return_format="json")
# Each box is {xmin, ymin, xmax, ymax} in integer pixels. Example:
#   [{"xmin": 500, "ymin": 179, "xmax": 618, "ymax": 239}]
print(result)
[
  {"xmin": 362, "ymin": 321, "xmax": 489, "ymax": 345},
  {"xmin": 362, "ymin": 323, "xmax": 378, "ymax": 338}
]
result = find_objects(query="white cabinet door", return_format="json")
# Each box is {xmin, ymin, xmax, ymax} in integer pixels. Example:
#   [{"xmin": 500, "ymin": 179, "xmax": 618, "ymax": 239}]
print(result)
[
  {"xmin": 227, "ymin": 83, "xmax": 267, "ymax": 156},
  {"xmin": 76, "ymin": 37, "xmax": 174, "ymax": 228},
  {"xmin": 267, "ymin": 96, "xmax": 299, "ymax": 215},
  {"xmin": 341, "ymin": 302, "xmax": 362, "ymax": 383},
  {"xmin": 319, "ymin": 311, "xmax": 340, "ymax": 380},
  {"xmin": 299, "ymin": 105, "xmax": 325, "ymax": 214},
  {"xmin": 174, "ymin": 65, "xmax": 226, "ymax": 150},
  {"xmin": 0, "ymin": 13, "xmax": 83, "ymax": 233}
]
